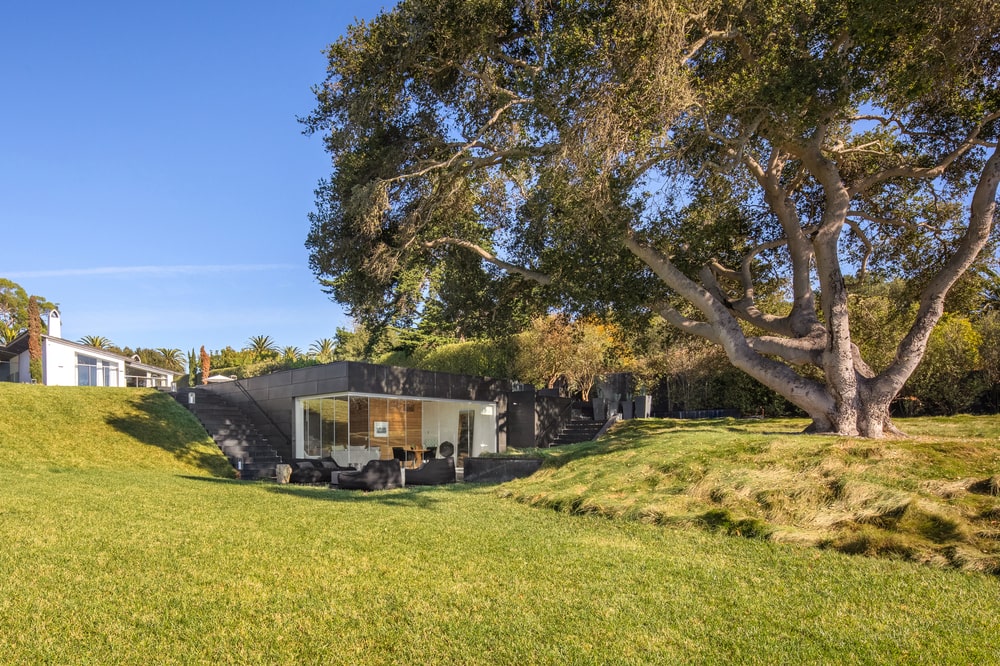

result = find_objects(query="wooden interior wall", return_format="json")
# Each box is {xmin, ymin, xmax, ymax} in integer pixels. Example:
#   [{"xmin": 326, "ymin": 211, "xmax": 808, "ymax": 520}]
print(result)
[
  {"xmin": 349, "ymin": 396, "xmax": 369, "ymax": 448},
  {"xmin": 405, "ymin": 399, "xmax": 422, "ymax": 448}
]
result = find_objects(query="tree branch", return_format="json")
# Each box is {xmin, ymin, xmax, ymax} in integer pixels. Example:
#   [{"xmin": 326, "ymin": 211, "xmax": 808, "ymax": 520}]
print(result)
[
  {"xmin": 873, "ymin": 142, "xmax": 1000, "ymax": 397},
  {"xmin": 422, "ymin": 237, "xmax": 552, "ymax": 285},
  {"xmin": 849, "ymin": 111, "xmax": 1000, "ymax": 196},
  {"xmin": 747, "ymin": 335, "xmax": 824, "ymax": 366}
]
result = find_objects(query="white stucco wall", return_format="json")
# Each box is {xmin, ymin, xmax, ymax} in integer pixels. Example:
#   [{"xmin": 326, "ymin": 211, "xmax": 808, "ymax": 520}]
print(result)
[
  {"xmin": 43, "ymin": 338, "xmax": 125, "ymax": 386},
  {"xmin": 17, "ymin": 351, "xmax": 30, "ymax": 383}
]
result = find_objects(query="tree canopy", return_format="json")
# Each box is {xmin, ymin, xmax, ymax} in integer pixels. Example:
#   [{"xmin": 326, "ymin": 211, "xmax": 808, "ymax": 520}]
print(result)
[
  {"xmin": 0, "ymin": 278, "xmax": 56, "ymax": 343},
  {"xmin": 304, "ymin": 0, "xmax": 1000, "ymax": 437}
]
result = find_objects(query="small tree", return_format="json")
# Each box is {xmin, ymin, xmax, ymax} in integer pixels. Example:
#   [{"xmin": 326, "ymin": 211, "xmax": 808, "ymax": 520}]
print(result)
[
  {"xmin": 27, "ymin": 296, "xmax": 42, "ymax": 383},
  {"xmin": 563, "ymin": 321, "xmax": 615, "ymax": 401},
  {"xmin": 200, "ymin": 346, "xmax": 211, "ymax": 385},
  {"xmin": 78, "ymin": 335, "xmax": 113, "ymax": 350},
  {"xmin": 514, "ymin": 315, "xmax": 577, "ymax": 391},
  {"xmin": 244, "ymin": 335, "xmax": 279, "ymax": 362},
  {"xmin": 309, "ymin": 338, "xmax": 336, "ymax": 363},
  {"xmin": 187, "ymin": 348, "xmax": 198, "ymax": 385}
]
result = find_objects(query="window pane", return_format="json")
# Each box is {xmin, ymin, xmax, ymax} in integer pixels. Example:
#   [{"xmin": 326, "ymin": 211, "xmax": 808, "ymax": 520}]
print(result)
[
  {"xmin": 321, "ymin": 398, "xmax": 336, "ymax": 457},
  {"xmin": 349, "ymin": 396, "xmax": 369, "ymax": 449},
  {"xmin": 458, "ymin": 409, "xmax": 475, "ymax": 461},
  {"xmin": 333, "ymin": 396, "xmax": 349, "ymax": 450},
  {"xmin": 387, "ymin": 398, "xmax": 406, "ymax": 449},
  {"xmin": 304, "ymin": 399, "xmax": 322, "ymax": 457},
  {"xmin": 405, "ymin": 399, "xmax": 422, "ymax": 448},
  {"xmin": 77, "ymin": 354, "xmax": 98, "ymax": 387}
]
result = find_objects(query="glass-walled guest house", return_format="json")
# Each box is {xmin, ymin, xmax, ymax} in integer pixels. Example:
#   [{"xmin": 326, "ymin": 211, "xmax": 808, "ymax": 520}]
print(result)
[{"xmin": 199, "ymin": 362, "xmax": 525, "ymax": 467}]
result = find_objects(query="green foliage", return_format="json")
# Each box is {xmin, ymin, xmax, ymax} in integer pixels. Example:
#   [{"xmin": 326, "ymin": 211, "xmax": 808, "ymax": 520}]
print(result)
[
  {"xmin": 0, "ymin": 278, "xmax": 55, "ymax": 337},
  {"xmin": 904, "ymin": 315, "xmax": 987, "ymax": 415},
  {"xmin": 244, "ymin": 335, "xmax": 280, "ymax": 361},
  {"xmin": 213, "ymin": 356, "xmax": 321, "ymax": 380},
  {"xmin": 78, "ymin": 335, "xmax": 114, "ymax": 350},
  {"xmin": 383, "ymin": 337, "xmax": 519, "ymax": 378},
  {"xmin": 308, "ymin": 337, "xmax": 336, "ymax": 363},
  {"xmin": 154, "ymin": 348, "xmax": 185, "ymax": 372},
  {"xmin": 187, "ymin": 348, "xmax": 198, "ymax": 386}
]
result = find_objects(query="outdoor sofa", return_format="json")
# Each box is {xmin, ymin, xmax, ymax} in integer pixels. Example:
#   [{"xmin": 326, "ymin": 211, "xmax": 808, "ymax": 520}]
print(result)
[
  {"xmin": 404, "ymin": 456, "xmax": 456, "ymax": 485},
  {"xmin": 337, "ymin": 459, "xmax": 403, "ymax": 491}
]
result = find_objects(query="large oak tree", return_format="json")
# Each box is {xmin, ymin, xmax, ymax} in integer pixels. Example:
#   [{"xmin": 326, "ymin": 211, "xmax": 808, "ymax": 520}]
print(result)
[{"xmin": 304, "ymin": 0, "xmax": 1000, "ymax": 437}]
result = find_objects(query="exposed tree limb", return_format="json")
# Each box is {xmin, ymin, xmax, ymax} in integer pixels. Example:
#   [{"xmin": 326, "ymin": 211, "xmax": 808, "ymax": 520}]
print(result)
[
  {"xmin": 849, "ymin": 111, "xmax": 1000, "ymax": 196},
  {"xmin": 422, "ymin": 237, "xmax": 553, "ymax": 285}
]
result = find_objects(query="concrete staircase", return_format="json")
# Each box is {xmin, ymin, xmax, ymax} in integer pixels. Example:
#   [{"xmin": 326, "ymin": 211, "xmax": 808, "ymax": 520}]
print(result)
[
  {"xmin": 175, "ymin": 389, "xmax": 283, "ymax": 480},
  {"xmin": 550, "ymin": 416, "xmax": 604, "ymax": 446}
]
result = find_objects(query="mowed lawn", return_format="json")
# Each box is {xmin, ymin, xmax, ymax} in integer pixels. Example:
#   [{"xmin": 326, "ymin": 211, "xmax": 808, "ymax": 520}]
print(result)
[{"xmin": 1, "ymin": 386, "xmax": 999, "ymax": 664}]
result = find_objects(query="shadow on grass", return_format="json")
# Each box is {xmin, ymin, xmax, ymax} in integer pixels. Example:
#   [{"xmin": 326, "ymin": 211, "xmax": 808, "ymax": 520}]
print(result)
[
  {"xmin": 266, "ymin": 480, "xmax": 499, "ymax": 510},
  {"xmin": 180, "ymin": 474, "xmax": 486, "ymax": 510},
  {"xmin": 105, "ymin": 392, "xmax": 235, "ymax": 478}
]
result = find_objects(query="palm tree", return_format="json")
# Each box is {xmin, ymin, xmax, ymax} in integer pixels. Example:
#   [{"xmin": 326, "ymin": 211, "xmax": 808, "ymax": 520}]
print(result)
[
  {"xmin": 309, "ymin": 337, "xmax": 336, "ymax": 363},
  {"xmin": 282, "ymin": 346, "xmax": 303, "ymax": 361},
  {"xmin": 0, "ymin": 321, "xmax": 17, "ymax": 346},
  {"xmin": 78, "ymin": 335, "xmax": 113, "ymax": 350},
  {"xmin": 155, "ymin": 348, "xmax": 185, "ymax": 372},
  {"xmin": 244, "ymin": 335, "xmax": 279, "ymax": 361}
]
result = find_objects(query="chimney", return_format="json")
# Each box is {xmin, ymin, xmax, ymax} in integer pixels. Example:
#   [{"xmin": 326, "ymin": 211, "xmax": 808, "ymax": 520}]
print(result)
[{"xmin": 47, "ymin": 310, "xmax": 61, "ymax": 339}]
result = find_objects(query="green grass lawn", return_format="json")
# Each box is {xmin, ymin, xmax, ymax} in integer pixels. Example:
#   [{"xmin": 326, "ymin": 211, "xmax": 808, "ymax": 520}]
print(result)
[
  {"xmin": 1, "ymin": 385, "xmax": 999, "ymax": 664},
  {"xmin": 502, "ymin": 415, "xmax": 1000, "ymax": 574}
]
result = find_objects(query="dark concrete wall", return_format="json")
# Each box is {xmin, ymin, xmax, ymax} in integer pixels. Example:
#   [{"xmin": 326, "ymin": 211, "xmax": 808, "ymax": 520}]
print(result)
[{"xmin": 503, "ymin": 390, "xmax": 537, "ymax": 449}]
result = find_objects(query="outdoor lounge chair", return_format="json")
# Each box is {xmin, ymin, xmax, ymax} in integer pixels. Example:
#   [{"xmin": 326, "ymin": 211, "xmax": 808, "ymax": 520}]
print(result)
[
  {"xmin": 289, "ymin": 459, "xmax": 352, "ymax": 484},
  {"xmin": 337, "ymin": 459, "xmax": 403, "ymax": 491},
  {"xmin": 404, "ymin": 456, "xmax": 456, "ymax": 486}
]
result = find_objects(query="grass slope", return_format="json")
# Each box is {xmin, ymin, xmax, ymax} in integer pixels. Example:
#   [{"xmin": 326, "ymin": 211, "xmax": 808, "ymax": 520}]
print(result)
[
  {"xmin": 500, "ymin": 416, "xmax": 1000, "ymax": 574},
  {"xmin": 1, "ymin": 386, "xmax": 998, "ymax": 663},
  {"xmin": 0, "ymin": 384, "xmax": 234, "ymax": 477}
]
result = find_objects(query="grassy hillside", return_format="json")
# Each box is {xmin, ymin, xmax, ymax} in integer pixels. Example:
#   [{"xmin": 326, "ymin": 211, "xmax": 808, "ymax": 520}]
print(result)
[
  {"xmin": 500, "ymin": 416, "xmax": 1000, "ymax": 574},
  {"xmin": 0, "ymin": 384, "xmax": 234, "ymax": 477},
  {"xmin": 1, "ymin": 388, "xmax": 998, "ymax": 662}
]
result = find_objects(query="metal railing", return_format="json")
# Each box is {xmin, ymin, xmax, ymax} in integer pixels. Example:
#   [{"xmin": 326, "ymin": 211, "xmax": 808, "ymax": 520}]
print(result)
[{"xmin": 233, "ymin": 379, "xmax": 290, "ymax": 448}]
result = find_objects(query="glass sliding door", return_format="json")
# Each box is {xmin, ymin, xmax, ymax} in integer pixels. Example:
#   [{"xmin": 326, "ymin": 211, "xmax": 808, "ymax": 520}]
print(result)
[
  {"xmin": 303, "ymin": 398, "xmax": 323, "ymax": 457},
  {"xmin": 457, "ymin": 409, "xmax": 475, "ymax": 462}
]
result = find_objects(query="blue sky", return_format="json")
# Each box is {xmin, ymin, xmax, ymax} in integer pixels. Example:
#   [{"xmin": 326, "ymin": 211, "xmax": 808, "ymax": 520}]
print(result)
[{"xmin": 1, "ymin": 1, "xmax": 387, "ymax": 356}]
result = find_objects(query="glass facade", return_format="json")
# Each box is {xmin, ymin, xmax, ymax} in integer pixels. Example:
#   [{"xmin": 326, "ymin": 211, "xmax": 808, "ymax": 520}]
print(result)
[
  {"xmin": 295, "ymin": 392, "xmax": 497, "ymax": 467},
  {"xmin": 76, "ymin": 354, "xmax": 120, "ymax": 387}
]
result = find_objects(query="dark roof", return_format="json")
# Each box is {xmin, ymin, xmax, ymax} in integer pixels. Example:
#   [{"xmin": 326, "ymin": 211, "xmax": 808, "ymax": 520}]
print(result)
[
  {"xmin": 1, "ymin": 331, "xmax": 30, "ymax": 355},
  {"xmin": 0, "ymin": 333, "xmax": 178, "ymax": 376}
]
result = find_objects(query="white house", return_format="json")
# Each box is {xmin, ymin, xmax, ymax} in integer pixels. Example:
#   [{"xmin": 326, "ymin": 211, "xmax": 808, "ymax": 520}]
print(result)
[{"xmin": 0, "ymin": 310, "xmax": 178, "ymax": 388}]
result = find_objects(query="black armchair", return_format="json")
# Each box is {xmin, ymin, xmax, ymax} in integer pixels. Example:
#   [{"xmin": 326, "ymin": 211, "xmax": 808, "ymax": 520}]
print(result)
[
  {"xmin": 392, "ymin": 446, "xmax": 416, "ymax": 466},
  {"xmin": 405, "ymin": 456, "xmax": 456, "ymax": 486}
]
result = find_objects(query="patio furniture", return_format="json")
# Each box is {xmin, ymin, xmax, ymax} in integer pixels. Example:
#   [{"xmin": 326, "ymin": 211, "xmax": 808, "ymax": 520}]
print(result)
[
  {"xmin": 289, "ymin": 459, "xmax": 352, "ymax": 484},
  {"xmin": 392, "ymin": 446, "xmax": 416, "ymax": 467},
  {"xmin": 337, "ymin": 459, "xmax": 403, "ymax": 491},
  {"xmin": 404, "ymin": 456, "xmax": 456, "ymax": 486}
]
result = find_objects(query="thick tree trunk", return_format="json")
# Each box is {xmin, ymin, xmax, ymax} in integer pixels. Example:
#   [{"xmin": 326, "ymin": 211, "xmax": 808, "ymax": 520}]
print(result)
[{"xmin": 801, "ymin": 395, "xmax": 902, "ymax": 438}]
